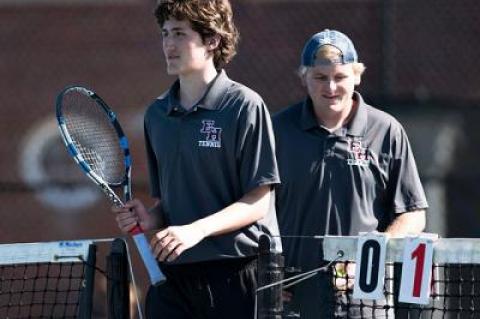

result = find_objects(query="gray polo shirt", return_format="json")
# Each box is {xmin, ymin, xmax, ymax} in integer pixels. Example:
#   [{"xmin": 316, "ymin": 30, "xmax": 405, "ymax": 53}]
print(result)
[
  {"xmin": 273, "ymin": 92, "xmax": 428, "ymax": 268},
  {"xmin": 144, "ymin": 70, "xmax": 281, "ymax": 264}
]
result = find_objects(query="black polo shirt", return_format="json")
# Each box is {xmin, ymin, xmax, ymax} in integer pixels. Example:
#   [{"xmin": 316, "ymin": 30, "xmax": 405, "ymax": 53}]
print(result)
[
  {"xmin": 144, "ymin": 70, "xmax": 281, "ymax": 264},
  {"xmin": 273, "ymin": 91, "xmax": 428, "ymax": 268}
]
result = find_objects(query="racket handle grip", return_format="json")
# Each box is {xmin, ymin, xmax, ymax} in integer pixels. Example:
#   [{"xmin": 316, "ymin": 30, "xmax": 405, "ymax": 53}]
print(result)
[
  {"xmin": 131, "ymin": 232, "xmax": 166, "ymax": 286},
  {"xmin": 129, "ymin": 224, "xmax": 143, "ymax": 236}
]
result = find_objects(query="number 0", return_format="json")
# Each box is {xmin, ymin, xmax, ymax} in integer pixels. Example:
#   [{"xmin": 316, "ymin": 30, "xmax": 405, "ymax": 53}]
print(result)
[
  {"xmin": 359, "ymin": 240, "xmax": 381, "ymax": 293},
  {"xmin": 353, "ymin": 235, "xmax": 387, "ymax": 300}
]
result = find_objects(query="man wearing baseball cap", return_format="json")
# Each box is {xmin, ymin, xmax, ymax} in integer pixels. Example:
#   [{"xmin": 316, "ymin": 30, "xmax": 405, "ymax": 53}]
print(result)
[{"xmin": 273, "ymin": 29, "xmax": 428, "ymax": 318}]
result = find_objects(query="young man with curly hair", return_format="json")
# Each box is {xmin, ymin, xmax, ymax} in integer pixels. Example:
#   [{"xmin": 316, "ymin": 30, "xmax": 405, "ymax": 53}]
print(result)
[{"xmin": 113, "ymin": 1, "xmax": 281, "ymax": 318}]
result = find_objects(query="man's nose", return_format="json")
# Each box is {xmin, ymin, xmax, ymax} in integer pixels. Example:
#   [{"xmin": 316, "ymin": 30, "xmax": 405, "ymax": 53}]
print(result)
[{"xmin": 327, "ymin": 79, "xmax": 336, "ymax": 92}]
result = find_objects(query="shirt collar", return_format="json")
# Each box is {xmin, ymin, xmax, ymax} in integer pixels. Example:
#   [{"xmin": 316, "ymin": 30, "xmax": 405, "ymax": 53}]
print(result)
[
  {"xmin": 299, "ymin": 91, "xmax": 368, "ymax": 137},
  {"xmin": 345, "ymin": 91, "xmax": 368, "ymax": 137},
  {"xmin": 300, "ymin": 97, "xmax": 319, "ymax": 131},
  {"xmin": 161, "ymin": 69, "xmax": 231, "ymax": 115}
]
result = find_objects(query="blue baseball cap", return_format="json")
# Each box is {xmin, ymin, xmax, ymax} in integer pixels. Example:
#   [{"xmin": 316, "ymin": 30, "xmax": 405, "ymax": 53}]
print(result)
[{"xmin": 301, "ymin": 29, "xmax": 358, "ymax": 66}]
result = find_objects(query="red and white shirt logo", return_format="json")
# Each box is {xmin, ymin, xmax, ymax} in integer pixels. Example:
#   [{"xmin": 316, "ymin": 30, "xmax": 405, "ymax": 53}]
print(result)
[{"xmin": 347, "ymin": 139, "xmax": 370, "ymax": 166}]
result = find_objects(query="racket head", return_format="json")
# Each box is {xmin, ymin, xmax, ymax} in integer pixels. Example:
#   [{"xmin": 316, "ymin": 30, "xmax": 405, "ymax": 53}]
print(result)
[{"xmin": 55, "ymin": 86, "xmax": 132, "ymax": 205}]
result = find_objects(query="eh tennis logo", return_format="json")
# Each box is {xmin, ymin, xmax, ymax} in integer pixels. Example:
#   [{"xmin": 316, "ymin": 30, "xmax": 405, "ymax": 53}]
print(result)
[
  {"xmin": 347, "ymin": 139, "xmax": 370, "ymax": 166},
  {"xmin": 199, "ymin": 120, "xmax": 222, "ymax": 148}
]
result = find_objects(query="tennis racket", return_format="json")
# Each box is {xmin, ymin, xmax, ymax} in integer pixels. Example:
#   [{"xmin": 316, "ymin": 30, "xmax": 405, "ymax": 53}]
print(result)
[{"xmin": 55, "ymin": 85, "xmax": 166, "ymax": 285}]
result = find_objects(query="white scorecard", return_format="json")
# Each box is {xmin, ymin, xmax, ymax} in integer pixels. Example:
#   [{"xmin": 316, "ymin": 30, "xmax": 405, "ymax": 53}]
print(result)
[
  {"xmin": 399, "ymin": 234, "xmax": 438, "ymax": 304},
  {"xmin": 352, "ymin": 232, "xmax": 388, "ymax": 300}
]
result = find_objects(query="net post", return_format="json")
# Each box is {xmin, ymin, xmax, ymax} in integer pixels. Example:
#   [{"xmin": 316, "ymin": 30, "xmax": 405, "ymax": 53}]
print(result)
[
  {"xmin": 107, "ymin": 238, "xmax": 130, "ymax": 319},
  {"xmin": 257, "ymin": 234, "xmax": 284, "ymax": 319},
  {"xmin": 79, "ymin": 243, "xmax": 97, "ymax": 319}
]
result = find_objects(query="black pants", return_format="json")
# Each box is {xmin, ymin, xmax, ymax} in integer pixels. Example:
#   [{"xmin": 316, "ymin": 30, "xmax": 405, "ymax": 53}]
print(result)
[{"xmin": 145, "ymin": 257, "xmax": 257, "ymax": 319}]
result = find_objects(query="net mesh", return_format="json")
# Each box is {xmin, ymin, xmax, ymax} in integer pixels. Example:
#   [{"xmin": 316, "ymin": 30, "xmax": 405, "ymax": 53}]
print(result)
[
  {"xmin": 0, "ymin": 239, "xmax": 131, "ymax": 319},
  {"xmin": 60, "ymin": 87, "xmax": 125, "ymax": 185},
  {"xmin": 0, "ymin": 241, "xmax": 93, "ymax": 319},
  {"xmin": 0, "ymin": 262, "xmax": 85, "ymax": 318},
  {"xmin": 324, "ymin": 237, "xmax": 480, "ymax": 319}
]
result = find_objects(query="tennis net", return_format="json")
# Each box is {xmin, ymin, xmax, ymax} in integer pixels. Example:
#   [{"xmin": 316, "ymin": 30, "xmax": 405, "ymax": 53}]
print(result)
[
  {"xmin": 0, "ymin": 238, "xmax": 130, "ymax": 319},
  {"xmin": 323, "ymin": 236, "xmax": 480, "ymax": 319}
]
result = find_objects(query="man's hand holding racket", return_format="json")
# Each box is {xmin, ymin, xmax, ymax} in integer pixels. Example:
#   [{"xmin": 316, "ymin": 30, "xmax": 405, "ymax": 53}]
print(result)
[
  {"xmin": 150, "ymin": 224, "xmax": 206, "ymax": 262},
  {"xmin": 113, "ymin": 199, "xmax": 160, "ymax": 235},
  {"xmin": 113, "ymin": 199, "xmax": 206, "ymax": 262}
]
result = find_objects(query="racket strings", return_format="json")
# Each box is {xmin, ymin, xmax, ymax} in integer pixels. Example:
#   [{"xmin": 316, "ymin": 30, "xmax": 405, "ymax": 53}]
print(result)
[{"xmin": 61, "ymin": 90, "xmax": 125, "ymax": 185}]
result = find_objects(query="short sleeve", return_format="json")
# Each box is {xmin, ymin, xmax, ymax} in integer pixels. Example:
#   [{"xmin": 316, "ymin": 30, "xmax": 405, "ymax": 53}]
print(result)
[
  {"xmin": 236, "ymin": 101, "xmax": 280, "ymax": 194},
  {"xmin": 144, "ymin": 122, "xmax": 161, "ymax": 198},
  {"xmin": 388, "ymin": 125, "xmax": 429, "ymax": 213}
]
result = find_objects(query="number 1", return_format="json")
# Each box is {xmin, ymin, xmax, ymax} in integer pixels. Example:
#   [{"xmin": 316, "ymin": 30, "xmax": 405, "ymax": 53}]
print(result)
[
  {"xmin": 399, "ymin": 235, "xmax": 436, "ymax": 305},
  {"xmin": 411, "ymin": 243, "xmax": 426, "ymax": 297}
]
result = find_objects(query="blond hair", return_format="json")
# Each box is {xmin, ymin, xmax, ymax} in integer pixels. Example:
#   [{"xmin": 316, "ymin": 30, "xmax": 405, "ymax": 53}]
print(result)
[{"xmin": 298, "ymin": 44, "xmax": 366, "ymax": 77}]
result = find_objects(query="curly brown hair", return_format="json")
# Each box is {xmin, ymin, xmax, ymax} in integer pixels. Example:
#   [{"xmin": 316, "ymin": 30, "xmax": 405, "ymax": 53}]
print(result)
[{"xmin": 155, "ymin": 0, "xmax": 239, "ymax": 68}]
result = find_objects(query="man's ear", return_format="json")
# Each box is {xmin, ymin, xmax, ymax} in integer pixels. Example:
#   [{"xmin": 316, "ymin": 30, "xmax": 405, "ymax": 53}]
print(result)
[
  {"xmin": 297, "ymin": 66, "xmax": 310, "ymax": 87},
  {"xmin": 300, "ymin": 74, "xmax": 307, "ymax": 87},
  {"xmin": 354, "ymin": 73, "xmax": 361, "ymax": 86},
  {"xmin": 206, "ymin": 34, "xmax": 221, "ymax": 50},
  {"xmin": 299, "ymin": 70, "xmax": 308, "ymax": 87}
]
